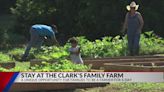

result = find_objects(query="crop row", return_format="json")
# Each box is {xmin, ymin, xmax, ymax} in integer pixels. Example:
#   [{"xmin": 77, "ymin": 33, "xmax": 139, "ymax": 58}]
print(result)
[{"xmin": 0, "ymin": 31, "xmax": 163, "ymax": 71}]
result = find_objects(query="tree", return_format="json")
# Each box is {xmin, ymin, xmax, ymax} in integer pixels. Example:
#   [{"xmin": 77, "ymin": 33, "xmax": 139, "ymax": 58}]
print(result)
[{"xmin": 11, "ymin": 0, "xmax": 164, "ymax": 44}]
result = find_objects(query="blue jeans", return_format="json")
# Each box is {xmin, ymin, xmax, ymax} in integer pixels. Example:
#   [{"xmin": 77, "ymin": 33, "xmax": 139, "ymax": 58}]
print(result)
[
  {"xmin": 22, "ymin": 28, "xmax": 43, "ymax": 58},
  {"xmin": 127, "ymin": 33, "xmax": 140, "ymax": 56}
]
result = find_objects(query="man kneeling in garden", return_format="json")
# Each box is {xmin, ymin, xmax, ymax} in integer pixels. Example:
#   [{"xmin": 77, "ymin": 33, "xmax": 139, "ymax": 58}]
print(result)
[{"xmin": 21, "ymin": 24, "xmax": 59, "ymax": 61}]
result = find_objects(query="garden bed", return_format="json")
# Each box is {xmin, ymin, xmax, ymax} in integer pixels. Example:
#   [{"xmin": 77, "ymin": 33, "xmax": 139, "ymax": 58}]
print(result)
[
  {"xmin": 104, "ymin": 62, "xmax": 164, "ymax": 72},
  {"xmin": 84, "ymin": 56, "xmax": 164, "ymax": 69},
  {"xmin": 83, "ymin": 55, "xmax": 164, "ymax": 60},
  {"xmin": 30, "ymin": 59, "xmax": 57, "ymax": 66},
  {"xmin": 0, "ymin": 62, "xmax": 15, "ymax": 69},
  {"xmin": 29, "ymin": 56, "xmax": 164, "ymax": 70}
]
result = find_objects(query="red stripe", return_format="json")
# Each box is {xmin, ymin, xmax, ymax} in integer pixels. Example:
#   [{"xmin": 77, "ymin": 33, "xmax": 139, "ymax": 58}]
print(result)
[
  {"xmin": 103, "ymin": 71, "xmax": 164, "ymax": 72},
  {"xmin": 0, "ymin": 72, "xmax": 14, "ymax": 92}
]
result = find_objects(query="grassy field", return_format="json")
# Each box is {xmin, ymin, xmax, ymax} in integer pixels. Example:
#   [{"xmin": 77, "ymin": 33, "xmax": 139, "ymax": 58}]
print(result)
[{"xmin": 75, "ymin": 83, "xmax": 164, "ymax": 92}]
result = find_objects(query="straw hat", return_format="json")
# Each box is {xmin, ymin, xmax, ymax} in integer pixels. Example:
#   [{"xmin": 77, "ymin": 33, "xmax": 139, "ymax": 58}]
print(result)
[{"xmin": 126, "ymin": 1, "xmax": 139, "ymax": 11}]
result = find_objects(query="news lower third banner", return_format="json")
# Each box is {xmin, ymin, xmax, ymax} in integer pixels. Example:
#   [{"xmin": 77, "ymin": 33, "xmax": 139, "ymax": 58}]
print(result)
[
  {"xmin": 15, "ymin": 72, "xmax": 164, "ymax": 83},
  {"xmin": 0, "ymin": 72, "xmax": 164, "ymax": 92}
]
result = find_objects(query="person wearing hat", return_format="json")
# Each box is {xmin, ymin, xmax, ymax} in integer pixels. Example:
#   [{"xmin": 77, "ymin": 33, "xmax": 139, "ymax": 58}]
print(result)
[
  {"xmin": 122, "ymin": 1, "xmax": 144, "ymax": 56},
  {"xmin": 21, "ymin": 24, "xmax": 59, "ymax": 61}
]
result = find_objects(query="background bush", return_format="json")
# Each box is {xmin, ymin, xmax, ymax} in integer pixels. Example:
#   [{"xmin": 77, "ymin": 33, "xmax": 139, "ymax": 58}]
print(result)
[
  {"xmin": 0, "ymin": 0, "xmax": 163, "ymax": 46},
  {"xmin": 10, "ymin": 0, "xmax": 164, "ymax": 44}
]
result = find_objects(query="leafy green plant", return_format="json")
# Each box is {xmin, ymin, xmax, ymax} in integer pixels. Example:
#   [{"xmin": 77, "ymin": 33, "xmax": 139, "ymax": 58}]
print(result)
[
  {"xmin": 75, "ymin": 32, "xmax": 163, "ymax": 57},
  {"xmin": 30, "ymin": 59, "xmax": 90, "ymax": 72},
  {"xmin": 35, "ymin": 46, "xmax": 69, "ymax": 61},
  {"xmin": 8, "ymin": 48, "xmax": 24, "ymax": 55},
  {"xmin": 8, "ymin": 48, "xmax": 36, "ymax": 60},
  {"xmin": 0, "ymin": 67, "xmax": 8, "ymax": 71},
  {"xmin": 140, "ymin": 32, "xmax": 164, "ymax": 55},
  {"xmin": 0, "ymin": 59, "xmax": 90, "ymax": 72},
  {"xmin": 0, "ymin": 52, "xmax": 13, "ymax": 63},
  {"xmin": 6, "ymin": 31, "xmax": 163, "ymax": 61},
  {"xmin": 0, "ymin": 32, "xmax": 163, "ymax": 72}
]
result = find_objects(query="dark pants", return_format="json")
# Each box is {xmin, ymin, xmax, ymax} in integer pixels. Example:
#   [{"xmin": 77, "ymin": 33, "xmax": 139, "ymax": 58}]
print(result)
[
  {"xmin": 22, "ymin": 28, "xmax": 43, "ymax": 58},
  {"xmin": 127, "ymin": 33, "xmax": 140, "ymax": 56}
]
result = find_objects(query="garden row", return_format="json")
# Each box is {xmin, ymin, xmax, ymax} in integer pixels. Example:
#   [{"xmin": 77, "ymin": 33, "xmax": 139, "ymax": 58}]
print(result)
[{"xmin": 0, "ymin": 32, "xmax": 163, "ymax": 71}]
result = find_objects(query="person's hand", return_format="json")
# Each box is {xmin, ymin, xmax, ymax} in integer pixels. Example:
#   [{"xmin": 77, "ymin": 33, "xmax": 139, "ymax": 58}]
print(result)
[
  {"xmin": 54, "ymin": 40, "xmax": 60, "ymax": 47},
  {"xmin": 121, "ymin": 29, "xmax": 126, "ymax": 36},
  {"xmin": 44, "ymin": 36, "xmax": 48, "ymax": 40}
]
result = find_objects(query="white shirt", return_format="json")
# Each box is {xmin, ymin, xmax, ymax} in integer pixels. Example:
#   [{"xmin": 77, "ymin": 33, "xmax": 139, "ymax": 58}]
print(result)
[{"xmin": 69, "ymin": 46, "xmax": 83, "ymax": 64}]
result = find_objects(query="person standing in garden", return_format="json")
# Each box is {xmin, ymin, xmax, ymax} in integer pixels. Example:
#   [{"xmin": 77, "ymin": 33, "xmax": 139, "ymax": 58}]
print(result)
[
  {"xmin": 122, "ymin": 1, "xmax": 144, "ymax": 56},
  {"xmin": 69, "ymin": 37, "xmax": 83, "ymax": 64},
  {"xmin": 21, "ymin": 24, "xmax": 59, "ymax": 61}
]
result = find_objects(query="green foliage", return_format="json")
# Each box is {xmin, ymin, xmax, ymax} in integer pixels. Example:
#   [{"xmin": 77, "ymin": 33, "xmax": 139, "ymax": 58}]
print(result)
[
  {"xmin": 76, "ymin": 36, "xmax": 128, "ymax": 58},
  {"xmin": 11, "ymin": 0, "xmax": 164, "ymax": 40},
  {"xmin": 0, "ymin": 60, "xmax": 90, "ymax": 72},
  {"xmin": 11, "ymin": 0, "xmax": 57, "ymax": 37},
  {"xmin": 0, "ymin": 67, "xmax": 8, "ymax": 72},
  {"xmin": 140, "ymin": 31, "xmax": 164, "ymax": 55},
  {"xmin": 6, "ymin": 32, "xmax": 164, "ymax": 60},
  {"xmin": 8, "ymin": 48, "xmax": 24, "ymax": 55},
  {"xmin": 73, "ymin": 32, "xmax": 163, "ymax": 58},
  {"xmin": 30, "ymin": 60, "xmax": 89, "ymax": 72},
  {"xmin": 8, "ymin": 48, "xmax": 35, "ymax": 60},
  {"xmin": 35, "ymin": 46, "xmax": 69, "ymax": 61},
  {"xmin": 0, "ymin": 14, "xmax": 24, "ymax": 47},
  {"xmin": 0, "ymin": 52, "xmax": 13, "ymax": 63},
  {"xmin": 0, "ymin": 32, "xmax": 163, "ymax": 71}
]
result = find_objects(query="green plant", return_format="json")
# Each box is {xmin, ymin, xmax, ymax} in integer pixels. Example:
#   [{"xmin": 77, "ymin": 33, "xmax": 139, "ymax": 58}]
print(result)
[
  {"xmin": 0, "ymin": 59, "xmax": 90, "ymax": 72},
  {"xmin": 0, "ymin": 32, "xmax": 163, "ymax": 72},
  {"xmin": 8, "ymin": 48, "xmax": 24, "ymax": 55},
  {"xmin": 30, "ymin": 59, "xmax": 90, "ymax": 72},
  {"xmin": 0, "ymin": 52, "xmax": 13, "ymax": 63},
  {"xmin": 35, "ymin": 46, "xmax": 69, "ymax": 61},
  {"xmin": 8, "ymin": 48, "xmax": 36, "ymax": 60}
]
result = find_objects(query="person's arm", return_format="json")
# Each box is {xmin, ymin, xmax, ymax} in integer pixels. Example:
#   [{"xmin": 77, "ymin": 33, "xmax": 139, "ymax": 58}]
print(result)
[
  {"xmin": 75, "ymin": 47, "xmax": 80, "ymax": 55},
  {"xmin": 122, "ymin": 13, "xmax": 128, "ymax": 33},
  {"xmin": 138, "ymin": 13, "xmax": 144, "ymax": 33},
  {"xmin": 69, "ymin": 50, "xmax": 74, "ymax": 54}
]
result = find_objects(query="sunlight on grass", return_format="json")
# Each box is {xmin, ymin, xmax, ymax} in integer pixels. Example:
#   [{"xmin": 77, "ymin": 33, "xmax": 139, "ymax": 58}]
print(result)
[{"xmin": 76, "ymin": 83, "xmax": 164, "ymax": 92}]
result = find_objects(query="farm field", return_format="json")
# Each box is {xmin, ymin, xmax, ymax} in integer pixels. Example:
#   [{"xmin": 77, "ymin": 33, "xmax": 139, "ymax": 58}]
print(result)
[
  {"xmin": 1, "ymin": 31, "xmax": 164, "ymax": 92},
  {"xmin": 0, "ymin": 32, "xmax": 164, "ymax": 72},
  {"xmin": 1, "ymin": 1, "xmax": 164, "ymax": 92}
]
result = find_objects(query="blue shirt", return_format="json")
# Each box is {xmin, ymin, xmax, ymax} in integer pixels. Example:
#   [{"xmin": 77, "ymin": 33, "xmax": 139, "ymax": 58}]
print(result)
[{"xmin": 31, "ymin": 24, "xmax": 55, "ymax": 38}]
